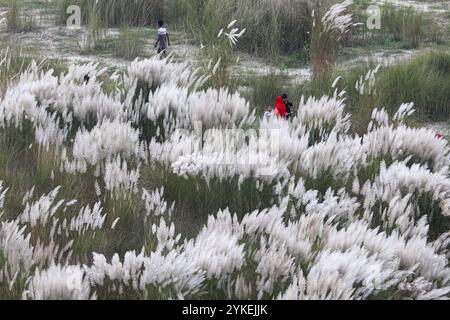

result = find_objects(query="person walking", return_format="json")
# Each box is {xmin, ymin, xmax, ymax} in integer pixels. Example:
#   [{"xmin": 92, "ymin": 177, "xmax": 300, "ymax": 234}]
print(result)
[{"xmin": 154, "ymin": 19, "xmax": 171, "ymax": 58}]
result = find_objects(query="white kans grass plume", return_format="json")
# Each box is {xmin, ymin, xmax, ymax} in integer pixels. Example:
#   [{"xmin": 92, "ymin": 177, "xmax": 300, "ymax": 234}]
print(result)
[
  {"xmin": 124, "ymin": 56, "xmax": 206, "ymax": 91},
  {"xmin": 0, "ymin": 220, "xmax": 34, "ymax": 276},
  {"xmin": 295, "ymin": 132, "xmax": 362, "ymax": 180},
  {"xmin": 72, "ymin": 120, "xmax": 143, "ymax": 166},
  {"xmin": 103, "ymin": 156, "xmax": 140, "ymax": 196},
  {"xmin": 321, "ymin": 0, "xmax": 356, "ymax": 37},
  {"xmin": 393, "ymin": 102, "xmax": 415, "ymax": 122},
  {"xmin": 146, "ymin": 84, "xmax": 253, "ymax": 135},
  {"xmin": 0, "ymin": 12, "xmax": 6, "ymax": 33},
  {"xmin": 69, "ymin": 202, "xmax": 106, "ymax": 236},
  {"xmin": 0, "ymin": 54, "xmax": 449, "ymax": 300},
  {"xmin": 19, "ymin": 187, "xmax": 63, "ymax": 228},
  {"xmin": 362, "ymin": 124, "xmax": 450, "ymax": 172},
  {"xmin": 0, "ymin": 181, "xmax": 7, "ymax": 210},
  {"xmin": 356, "ymin": 64, "xmax": 381, "ymax": 96},
  {"xmin": 170, "ymin": 128, "xmax": 290, "ymax": 183},
  {"xmin": 23, "ymin": 265, "xmax": 92, "ymax": 300},
  {"xmin": 297, "ymin": 95, "xmax": 351, "ymax": 136},
  {"xmin": 371, "ymin": 160, "xmax": 450, "ymax": 204}
]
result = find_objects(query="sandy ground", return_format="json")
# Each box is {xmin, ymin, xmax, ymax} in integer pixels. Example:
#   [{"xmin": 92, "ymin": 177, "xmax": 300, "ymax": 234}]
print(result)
[{"xmin": 379, "ymin": 0, "xmax": 450, "ymax": 13}]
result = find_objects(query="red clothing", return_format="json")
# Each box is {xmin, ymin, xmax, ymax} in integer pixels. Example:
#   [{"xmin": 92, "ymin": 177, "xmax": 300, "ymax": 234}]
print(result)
[{"xmin": 275, "ymin": 96, "xmax": 286, "ymax": 119}]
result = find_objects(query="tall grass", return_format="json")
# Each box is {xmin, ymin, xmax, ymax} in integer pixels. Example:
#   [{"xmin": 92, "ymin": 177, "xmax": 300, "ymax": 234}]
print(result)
[
  {"xmin": 377, "ymin": 51, "xmax": 450, "ymax": 121},
  {"xmin": 114, "ymin": 27, "xmax": 144, "ymax": 60},
  {"xmin": 0, "ymin": 47, "xmax": 66, "ymax": 97},
  {"xmin": 347, "ymin": 4, "xmax": 428, "ymax": 50},
  {"xmin": 195, "ymin": 20, "xmax": 247, "ymax": 90},
  {"xmin": 0, "ymin": 50, "xmax": 141, "ymax": 265},
  {"xmin": 310, "ymin": 0, "xmax": 354, "ymax": 78},
  {"xmin": 6, "ymin": 0, "xmax": 21, "ymax": 32},
  {"xmin": 56, "ymin": 0, "xmax": 313, "ymax": 60},
  {"xmin": 180, "ymin": 0, "xmax": 313, "ymax": 59},
  {"xmin": 5, "ymin": 0, "xmax": 34, "ymax": 32},
  {"xmin": 79, "ymin": 1, "xmax": 107, "ymax": 52},
  {"xmin": 141, "ymin": 166, "xmax": 276, "ymax": 238},
  {"xmin": 382, "ymin": 4, "xmax": 424, "ymax": 48},
  {"xmin": 427, "ymin": 22, "xmax": 444, "ymax": 45},
  {"xmin": 0, "ymin": 51, "xmax": 69, "ymax": 222},
  {"xmin": 56, "ymin": 0, "xmax": 167, "ymax": 27},
  {"xmin": 1, "ymin": 52, "xmax": 449, "ymax": 300}
]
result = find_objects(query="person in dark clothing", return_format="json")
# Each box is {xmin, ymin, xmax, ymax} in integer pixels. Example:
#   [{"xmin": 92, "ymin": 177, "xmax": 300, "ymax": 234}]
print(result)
[
  {"xmin": 281, "ymin": 93, "xmax": 293, "ymax": 121},
  {"xmin": 154, "ymin": 19, "xmax": 171, "ymax": 58}
]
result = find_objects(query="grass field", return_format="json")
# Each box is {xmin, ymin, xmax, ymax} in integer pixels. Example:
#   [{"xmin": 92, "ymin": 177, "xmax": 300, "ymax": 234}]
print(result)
[{"xmin": 0, "ymin": 0, "xmax": 449, "ymax": 300}]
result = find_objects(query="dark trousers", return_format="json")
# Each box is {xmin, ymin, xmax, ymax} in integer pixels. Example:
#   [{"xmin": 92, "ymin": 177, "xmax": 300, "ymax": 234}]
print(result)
[{"xmin": 157, "ymin": 47, "xmax": 167, "ymax": 58}]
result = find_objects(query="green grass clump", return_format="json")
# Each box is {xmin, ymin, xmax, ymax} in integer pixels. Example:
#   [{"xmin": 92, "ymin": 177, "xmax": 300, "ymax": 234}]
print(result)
[
  {"xmin": 297, "ymin": 51, "xmax": 450, "ymax": 132},
  {"xmin": 5, "ymin": 0, "xmax": 35, "ymax": 32},
  {"xmin": 377, "ymin": 51, "xmax": 450, "ymax": 121},
  {"xmin": 114, "ymin": 27, "xmax": 145, "ymax": 60}
]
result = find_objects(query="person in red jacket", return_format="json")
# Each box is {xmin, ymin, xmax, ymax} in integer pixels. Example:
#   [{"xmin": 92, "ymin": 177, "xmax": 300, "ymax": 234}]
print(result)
[{"xmin": 274, "ymin": 95, "xmax": 286, "ymax": 119}]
